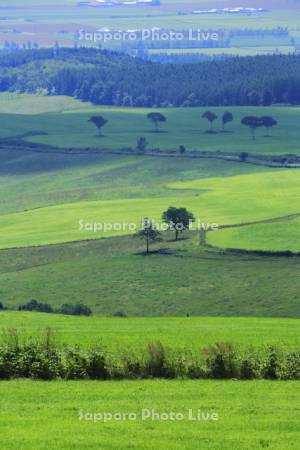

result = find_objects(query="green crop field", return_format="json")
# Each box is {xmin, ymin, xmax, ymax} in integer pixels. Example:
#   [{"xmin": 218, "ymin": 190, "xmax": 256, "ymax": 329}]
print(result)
[{"xmin": 1, "ymin": 100, "xmax": 300, "ymax": 155}]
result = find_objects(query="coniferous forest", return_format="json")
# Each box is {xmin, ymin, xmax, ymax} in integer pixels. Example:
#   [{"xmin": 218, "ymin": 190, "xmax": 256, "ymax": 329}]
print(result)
[{"xmin": 1, "ymin": 48, "xmax": 300, "ymax": 107}]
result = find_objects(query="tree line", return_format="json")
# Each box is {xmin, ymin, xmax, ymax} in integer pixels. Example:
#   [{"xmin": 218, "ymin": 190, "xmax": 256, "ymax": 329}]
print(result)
[
  {"xmin": 1, "ymin": 48, "xmax": 300, "ymax": 107},
  {"xmin": 89, "ymin": 111, "xmax": 278, "ymax": 141}
]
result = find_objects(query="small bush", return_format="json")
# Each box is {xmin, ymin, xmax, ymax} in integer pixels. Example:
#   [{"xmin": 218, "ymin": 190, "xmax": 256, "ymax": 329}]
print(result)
[
  {"xmin": 281, "ymin": 351, "xmax": 300, "ymax": 380},
  {"xmin": 86, "ymin": 348, "xmax": 108, "ymax": 380},
  {"xmin": 63, "ymin": 347, "xmax": 88, "ymax": 380},
  {"xmin": 18, "ymin": 299, "xmax": 53, "ymax": 313},
  {"xmin": 263, "ymin": 346, "xmax": 282, "ymax": 380},
  {"xmin": 204, "ymin": 342, "xmax": 239, "ymax": 379},
  {"xmin": 112, "ymin": 311, "xmax": 127, "ymax": 318},
  {"xmin": 145, "ymin": 341, "xmax": 167, "ymax": 378},
  {"xmin": 59, "ymin": 303, "xmax": 92, "ymax": 316}
]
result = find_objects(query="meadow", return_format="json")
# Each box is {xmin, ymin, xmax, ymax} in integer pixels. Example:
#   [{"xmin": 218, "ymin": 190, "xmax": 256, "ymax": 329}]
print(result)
[{"xmin": 0, "ymin": 380, "xmax": 299, "ymax": 450}]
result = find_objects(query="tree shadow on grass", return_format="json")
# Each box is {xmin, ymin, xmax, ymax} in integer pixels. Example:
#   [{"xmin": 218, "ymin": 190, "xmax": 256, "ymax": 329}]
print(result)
[{"xmin": 144, "ymin": 130, "xmax": 168, "ymax": 134}]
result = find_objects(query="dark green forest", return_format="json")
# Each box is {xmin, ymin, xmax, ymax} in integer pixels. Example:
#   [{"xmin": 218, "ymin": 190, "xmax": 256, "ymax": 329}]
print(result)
[{"xmin": 1, "ymin": 48, "xmax": 300, "ymax": 107}]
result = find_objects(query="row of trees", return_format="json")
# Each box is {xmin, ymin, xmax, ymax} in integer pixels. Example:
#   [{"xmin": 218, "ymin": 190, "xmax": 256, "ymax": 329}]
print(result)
[
  {"xmin": 89, "ymin": 112, "xmax": 167, "ymax": 135},
  {"xmin": 2, "ymin": 48, "xmax": 300, "ymax": 107},
  {"xmin": 89, "ymin": 112, "xmax": 278, "ymax": 141}
]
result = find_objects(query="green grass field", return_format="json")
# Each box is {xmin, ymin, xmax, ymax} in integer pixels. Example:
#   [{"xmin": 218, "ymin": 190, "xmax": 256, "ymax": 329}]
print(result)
[
  {"xmin": 1, "ymin": 380, "xmax": 299, "ymax": 450},
  {"xmin": 1, "ymin": 312, "xmax": 300, "ymax": 348}
]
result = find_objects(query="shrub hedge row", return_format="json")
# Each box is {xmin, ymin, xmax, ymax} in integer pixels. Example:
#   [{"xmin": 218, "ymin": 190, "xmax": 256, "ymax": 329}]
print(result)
[{"xmin": 0, "ymin": 332, "xmax": 299, "ymax": 381}]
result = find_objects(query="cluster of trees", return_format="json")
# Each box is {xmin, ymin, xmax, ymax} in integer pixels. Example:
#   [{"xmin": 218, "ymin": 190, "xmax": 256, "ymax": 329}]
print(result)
[
  {"xmin": 1, "ymin": 48, "xmax": 300, "ymax": 107},
  {"xmin": 241, "ymin": 116, "xmax": 278, "ymax": 140},
  {"xmin": 202, "ymin": 111, "xmax": 233, "ymax": 132},
  {"xmin": 135, "ymin": 207, "xmax": 194, "ymax": 254},
  {"xmin": 201, "ymin": 111, "xmax": 278, "ymax": 139}
]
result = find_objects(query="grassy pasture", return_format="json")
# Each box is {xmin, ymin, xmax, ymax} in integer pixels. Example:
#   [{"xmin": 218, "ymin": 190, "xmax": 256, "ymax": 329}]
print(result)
[
  {"xmin": 0, "ymin": 312, "xmax": 299, "ymax": 348},
  {"xmin": 1, "ymin": 235, "xmax": 300, "ymax": 317},
  {"xmin": 0, "ymin": 379, "xmax": 299, "ymax": 450},
  {"xmin": 1, "ymin": 100, "xmax": 300, "ymax": 154}
]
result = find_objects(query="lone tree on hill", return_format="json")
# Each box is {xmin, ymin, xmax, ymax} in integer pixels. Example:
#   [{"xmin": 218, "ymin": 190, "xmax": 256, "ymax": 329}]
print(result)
[
  {"xmin": 202, "ymin": 111, "xmax": 218, "ymax": 133},
  {"xmin": 162, "ymin": 206, "xmax": 195, "ymax": 241},
  {"xmin": 222, "ymin": 111, "xmax": 234, "ymax": 131},
  {"xmin": 241, "ymin": 116, "xmax": 263, "ymax": 141},
  {"xmin": 147, "ymin": 112, "xmax": 167, "ymax": 132},
  {"xmin": 88, "ymin": 115, "xmax": 108, "ymax": 136},
  {"xmin": 261, "ymin": 116, "xmax": 278, "ymax": 137},
  {"xmin": 134, "ymin": 218, "xmax": 161, "ymax": 254}
]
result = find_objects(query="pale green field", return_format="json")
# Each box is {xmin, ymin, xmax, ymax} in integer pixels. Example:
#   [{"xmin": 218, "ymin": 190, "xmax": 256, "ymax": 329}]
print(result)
[
  {"xmin": 207, "ymin": 216, "xmax": 300, "ymax": 253},
  {"xmin": 1, "ymin": 170, "xmax": 300, "ymax": 249}
]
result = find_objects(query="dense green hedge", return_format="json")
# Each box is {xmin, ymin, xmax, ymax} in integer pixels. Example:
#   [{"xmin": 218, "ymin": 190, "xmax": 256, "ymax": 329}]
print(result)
[{"xmin": 0, "ymin": 332, "xmax": 299, "ymax": 380}]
